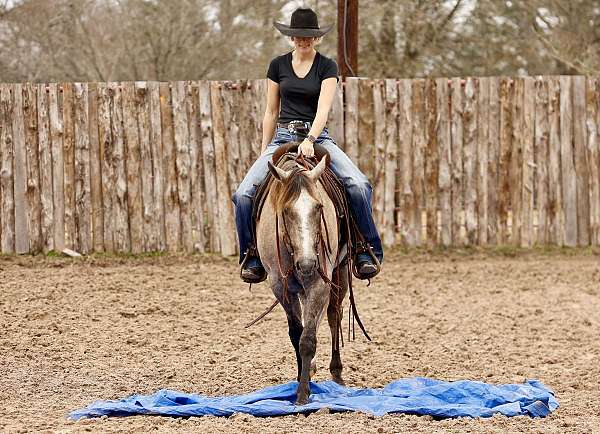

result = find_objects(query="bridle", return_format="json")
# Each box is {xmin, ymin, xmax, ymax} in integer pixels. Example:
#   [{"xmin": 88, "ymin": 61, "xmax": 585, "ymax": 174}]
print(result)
[
  {"xmin": 273, "ymin": 164, "xmax": 343, "ymax": 303},
  {"xmin": 247, "ymin": 153, "xmax": 372, "ymax": 343}
]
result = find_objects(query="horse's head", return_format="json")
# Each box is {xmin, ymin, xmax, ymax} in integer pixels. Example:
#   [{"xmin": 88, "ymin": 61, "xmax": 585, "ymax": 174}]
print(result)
[{"xmin": 267, "ymin": 156, "xmax": 328, "ymax": 279}]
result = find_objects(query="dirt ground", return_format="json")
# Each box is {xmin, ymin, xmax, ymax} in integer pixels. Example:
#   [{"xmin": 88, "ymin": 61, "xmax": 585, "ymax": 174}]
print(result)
[{"xmin": 1, "ymin": 248, "xmax": 599, "ymax": 433}]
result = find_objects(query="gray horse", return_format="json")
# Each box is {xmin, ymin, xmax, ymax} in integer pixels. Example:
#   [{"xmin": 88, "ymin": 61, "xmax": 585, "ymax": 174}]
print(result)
[{"xmin": 256, "ymin": 154, "xmax": 348, "ymax": 405}]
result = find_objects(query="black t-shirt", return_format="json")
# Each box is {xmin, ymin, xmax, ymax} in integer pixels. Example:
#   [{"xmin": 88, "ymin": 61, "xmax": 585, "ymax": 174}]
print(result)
[{"xmin": 267, "ymin": 51, "xmax": 339, "ymax": 123}]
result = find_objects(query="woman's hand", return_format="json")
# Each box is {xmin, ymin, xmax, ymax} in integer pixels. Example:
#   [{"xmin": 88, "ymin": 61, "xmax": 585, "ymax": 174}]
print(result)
[{"xmin": 298, "ymin": 139, "xmax": 315, "ymax": 158}]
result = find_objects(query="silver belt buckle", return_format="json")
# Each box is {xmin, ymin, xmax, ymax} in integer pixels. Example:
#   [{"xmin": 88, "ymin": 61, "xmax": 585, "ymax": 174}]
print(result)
[{"xmin": 288, "ymin": 120, "xmax": 304, "ymax": 134}]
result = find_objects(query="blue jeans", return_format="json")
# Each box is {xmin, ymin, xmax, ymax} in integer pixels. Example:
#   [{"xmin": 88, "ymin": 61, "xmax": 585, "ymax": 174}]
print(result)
[{"xmin": 231, "ymin": 128, "xmax": 383, "ymax": 264}]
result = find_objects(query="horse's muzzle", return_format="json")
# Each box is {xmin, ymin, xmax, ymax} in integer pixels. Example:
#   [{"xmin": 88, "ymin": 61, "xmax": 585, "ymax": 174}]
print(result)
[{"xmin": 295, "ymin": 258, "xmax": 317, "ymax": 276}]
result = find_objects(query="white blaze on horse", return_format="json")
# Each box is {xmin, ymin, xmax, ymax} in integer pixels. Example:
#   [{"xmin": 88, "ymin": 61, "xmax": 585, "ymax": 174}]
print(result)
[{"xmin": 256, "ymin": 152, "xmax": 348, "ymax": 405}]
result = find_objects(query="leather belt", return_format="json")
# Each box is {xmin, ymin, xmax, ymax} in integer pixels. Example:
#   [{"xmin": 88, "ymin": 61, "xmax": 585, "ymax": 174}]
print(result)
[{"xmin": 277, "ymin": 120, "xmax": 312, "ymax": 133}]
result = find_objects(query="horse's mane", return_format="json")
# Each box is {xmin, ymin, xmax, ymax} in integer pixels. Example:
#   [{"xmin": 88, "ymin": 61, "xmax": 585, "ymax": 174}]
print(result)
[{"xmin": 270, "ymin": 160, "xmax": 320, "ymax": 213}]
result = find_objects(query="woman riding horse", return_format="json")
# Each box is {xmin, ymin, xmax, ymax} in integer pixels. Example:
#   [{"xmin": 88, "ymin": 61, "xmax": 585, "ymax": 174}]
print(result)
[{"xmin": 232, "ymin": 7, "xmax": 383, "ymax": 283}]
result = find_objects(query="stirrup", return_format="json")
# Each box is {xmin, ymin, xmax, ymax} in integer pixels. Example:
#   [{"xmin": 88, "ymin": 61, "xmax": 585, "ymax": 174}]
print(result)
[
  {"xmin": 240, "ymin": 247, "xmax": 267, "ymax": 284},
  {"xmin": 352, "ymin": 242, "xmax": 381, "ymax": 280}
]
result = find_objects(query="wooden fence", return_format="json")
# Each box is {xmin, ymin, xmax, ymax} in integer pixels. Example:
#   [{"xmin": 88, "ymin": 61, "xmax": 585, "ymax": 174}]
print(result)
[{"xmin": 0, "ymin": 76, "xmax": 599, "ymax": 255}]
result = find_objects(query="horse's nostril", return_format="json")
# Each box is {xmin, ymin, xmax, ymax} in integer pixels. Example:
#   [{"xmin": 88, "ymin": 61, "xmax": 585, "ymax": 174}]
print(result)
[{"xmin": 295, "ymin": 258, "xmax": 316, "ymax": 274}]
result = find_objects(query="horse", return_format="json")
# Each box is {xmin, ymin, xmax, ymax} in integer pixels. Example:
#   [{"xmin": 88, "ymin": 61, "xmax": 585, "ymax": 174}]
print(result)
[{"xmin": 256, "ymin": 151, "xmax": 348, "ymax": 405}]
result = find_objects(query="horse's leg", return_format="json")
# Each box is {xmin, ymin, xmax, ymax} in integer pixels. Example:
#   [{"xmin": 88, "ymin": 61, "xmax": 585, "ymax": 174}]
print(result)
[
  {"xmin": 272, "ymin": 283, "xmax": 303, "ymax": 381},
  {"xmin": 285, "ymin": 299, "xmax": 303, "ymax": 382},
  {"xmin": 296, "ymin": 282, "xmax": 330, "ymax": 405},
  {"xmin": 328, "ymin": 264, "xmax": 348, "ymax": 385}
]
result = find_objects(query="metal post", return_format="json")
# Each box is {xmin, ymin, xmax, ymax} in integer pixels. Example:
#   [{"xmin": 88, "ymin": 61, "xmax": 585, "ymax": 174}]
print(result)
[{"xmin": 337, "ymin": 0, "xmax": 358, "ymax": 78}]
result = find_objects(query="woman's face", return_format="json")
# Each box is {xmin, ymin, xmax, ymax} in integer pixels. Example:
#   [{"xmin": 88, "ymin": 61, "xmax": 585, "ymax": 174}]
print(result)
[{"xmin": 292, "ymin": 36, "xmax": 318, "ymax": 54}]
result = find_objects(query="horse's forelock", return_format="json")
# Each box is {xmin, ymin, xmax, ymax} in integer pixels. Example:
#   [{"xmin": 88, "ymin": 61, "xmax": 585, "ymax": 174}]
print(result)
[{"xmin": 272, "ymin": 165, "xmax": 319, "ymax": 213}]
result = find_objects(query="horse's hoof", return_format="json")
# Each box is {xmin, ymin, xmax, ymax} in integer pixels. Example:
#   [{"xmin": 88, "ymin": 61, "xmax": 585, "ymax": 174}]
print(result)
[
  {"xmin": 296, "ymin": 383, "xmax": 310, "ymax": 405},
  {"xmin": 295, "ymin": 396, "xmax": 309, "ymax": 406},
  {"xmin": 332, "ymin": 376, "xmax": 345, "ymax": 386}
]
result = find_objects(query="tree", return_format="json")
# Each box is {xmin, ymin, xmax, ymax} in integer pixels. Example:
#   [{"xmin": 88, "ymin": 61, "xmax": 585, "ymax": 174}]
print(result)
[{"xmin": 1, "ymin": 0, "xmax": 598, "ymax": 83}]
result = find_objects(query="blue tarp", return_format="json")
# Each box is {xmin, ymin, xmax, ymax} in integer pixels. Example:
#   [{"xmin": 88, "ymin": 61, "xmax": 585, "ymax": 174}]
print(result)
[{"xmin": 69, "ymin": 377, "xmax": 559, "ymax": 420}]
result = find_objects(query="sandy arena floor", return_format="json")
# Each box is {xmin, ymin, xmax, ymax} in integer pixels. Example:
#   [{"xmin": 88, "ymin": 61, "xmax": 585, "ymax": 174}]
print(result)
[{"xmin": 1, "ymin": 248, "xmax": 599, "ymax": 433}]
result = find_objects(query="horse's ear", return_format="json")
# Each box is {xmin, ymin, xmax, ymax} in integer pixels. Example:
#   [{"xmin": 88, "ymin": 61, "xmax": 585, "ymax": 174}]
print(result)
[
  {"xmin": 306, "ymin": 155, "xmax": 327, "ymax": 181},
  {"xmin": 268, "ymin": 161, "xmax": 289, "ymax": 182}
]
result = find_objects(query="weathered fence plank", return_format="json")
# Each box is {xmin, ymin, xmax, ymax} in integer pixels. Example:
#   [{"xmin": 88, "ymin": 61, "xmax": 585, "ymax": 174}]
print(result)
[
  {"xmin": 477, "ymin": 77, "xmax": 490, "ymax": 245},
  {"xmin": 122, "ymin": 81, "xmax": 143, "ymax": 254},
  {"xmin": 534, "ymin": 77, "xmax": 549, "ymax": 245},
  {"xmin": 463, "ymin": 78, "xmax": 477, "ymax": 245},
  {"xmin": 231, "ymin": 82, "xmax": 245, "ymax": 184},
  {"xmin": 49, "ymin": 83, "xmax": 65, "ymax": 252},
  {"xmin": 498, "ymin": 78, "xmax": 512, "ymax": 244},
  {"xmin": 160, "ymin": 82, "xmax": 180, "ymax": 252},
  {"xmin": 12, "ymin": 84, "xmax": 30, "ymax": 254},
  {"xmin": 245, "ymin": 80, "xmax": 260, "ymax": 160},
  {"xmin": 344, "ymin": 77, "xmax": 359, "ymax": 161},
  {"xmin": 62, "ymin": 82, "xmax": 76, "ymax": 250},
  {"xmin": 560, "ymin": 76, "xmax": 577, "ymax": 247},
  {"xmin": 521, "ymin": 77, "xmax": 535, "ymax": 247},
  {"xmin": 372, "ymin": 79, "xmax": 386, "ymax": 236},
  {"xmin": 0, "ymin": 85, "xmax": 15, "ymax": 253},
  {"xmin": 587, "ymin": 77, "xmax": 600, "ymax": 246},
  {"xmin": 573, "ymin": 76, "xmax": 590, "ymax": 246},
  {"xmin": 135, "ymin": 82, "xmax": 155, "ymax": 251},
  {"xmin": 23, "ymin": 83, "xmax": 42, "ymax": 253},
  {"xmin": 547, "ymin": 77, "xmax": 563, "ymax": 246},
  {"xmin": 210, "ymin": 81, "xmax": 237, "ymax": 256},
  {"xmin": 255, "ymin": 79, "xmax": 267, "ymax": 126},
  {"xmin": 187, "ymin": 81, "xmax": 206, "ymax": 253},
  {"xmin": 199, "ymin": 81, "xmax": 219, "ymax": 252},
  {"xmin": 451, "ymin": 78, "xmax": 464, "ymax": 245},
  {"xmin": 98, "ymin": 83, "xmax": 114, "ymax": 251},
  {"xmin": 73, "ymin": 83, "xmax": 92, "ymax": 254},
  {"xmin": 436, "ymin": 78, "xmax": 452, "ymax": 246},
  {"xmin": 148, "ymin": 81, "xmax": 166, "ymax": 251},
  {"xmin": 424, "ymin": 79, "xmax": 438, "ymax": 247},
  {"xmin": 398, "ymin": 79, "xmax": 413, "ymax": 246},
  {"xmin": 109, "ymin": 82, "xmax": 130, "ymax": 252},
  {"xmin": 510, "ymin": 78, "xmax": 523, "ymax": 246},
  {"xmin": 236, "ymin": 81, "xmax": 251, "ymax": 178},
  {"xmin": 382, "ymin": 79, "xmax": 398, "ymax": 247},
  {"xmin": 412, "ymin": 79, "xmax": 426, "ymax": 246},
  {"xmin": 250, "ymin": 79, "xmax": 266, "ymax": 159},
  {"xmin": 358, "ymin": 78, "xmax": 375, "ymax": 182},
  {"xmin": 37, "ymin": 84, "xmax": 54, "ymax": 252},
  {"xmin": 221, "ymin": 82, "xmax": 242, "ymax": 199},
  {"xmin": 172, "ymin": 80, "xmax": 193, "ymax": 252},
  {"xmin": 88, "ymin": 82, "xmax": 104, "ymax": 252},
  {"xmin": 487, "ymin": 78, "xmax": 500, "ymax": 245},
  {"xmin": 329, "ymin": 81, "xmax": 344, "ymax": 147}
]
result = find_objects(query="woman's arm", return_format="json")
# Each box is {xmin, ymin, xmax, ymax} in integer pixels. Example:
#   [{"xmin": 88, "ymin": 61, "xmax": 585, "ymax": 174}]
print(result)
[
  {"xmin": 261, "ymin": 79, "xmax": 280, "ymax": 153},
  {"xmin": 298, "ymin": 77, "xmax": 338, "ymax": 157}
]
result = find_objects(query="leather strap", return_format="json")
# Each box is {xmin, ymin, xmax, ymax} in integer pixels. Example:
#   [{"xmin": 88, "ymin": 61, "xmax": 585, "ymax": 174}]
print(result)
[{"xmin": 277, "ymin": 120, "xmax": 312, "ymax": 130}]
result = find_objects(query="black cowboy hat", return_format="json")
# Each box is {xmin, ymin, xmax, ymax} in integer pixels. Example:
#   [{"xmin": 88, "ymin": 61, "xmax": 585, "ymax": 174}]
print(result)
[{"xmin": 273, "ymin": 7, "xmax": 333, "ymax": 38}]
